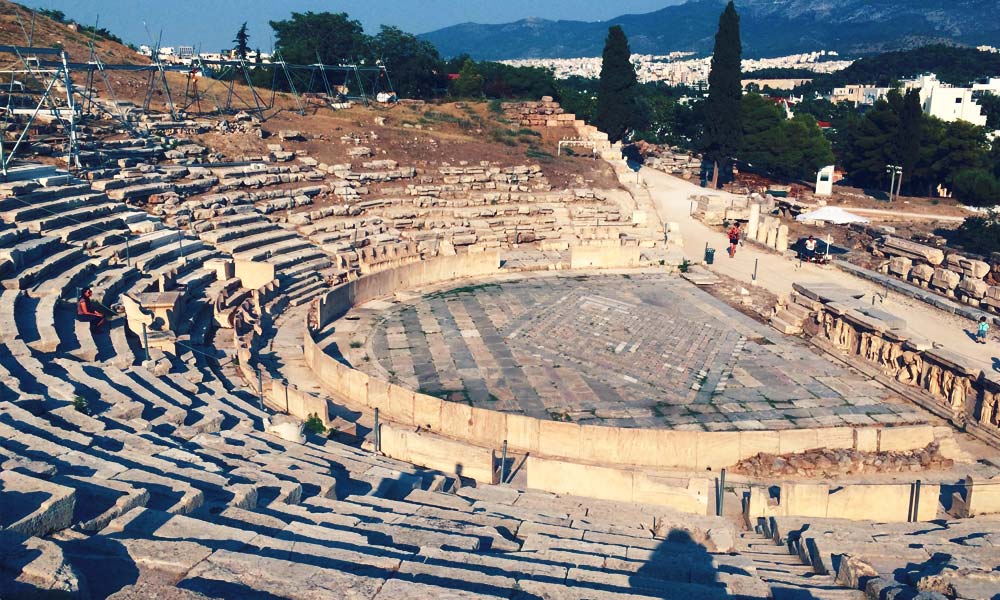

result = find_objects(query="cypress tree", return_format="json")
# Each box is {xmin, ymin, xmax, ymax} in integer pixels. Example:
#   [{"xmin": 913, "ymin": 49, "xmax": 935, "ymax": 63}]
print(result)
[
  {"xmin": 702, "ymin": 1, "xmax": 742, "ymax": 187},
  {"xmin": 595, "ymin": 25, "xmax": 639, "ymax": 144},
  {"xmin": 233, "ymin": 22, "xmax": 250, "ymax": 60},
  {"xmin": 895, "ymin": 89, "xmax": 922, "ymax": 194}
]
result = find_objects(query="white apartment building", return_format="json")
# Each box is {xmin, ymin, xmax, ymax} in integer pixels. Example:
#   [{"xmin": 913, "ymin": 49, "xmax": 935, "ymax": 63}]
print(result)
[{"xmin": 904, "ymin": 74, "xmax": 987, "ymax": 127}]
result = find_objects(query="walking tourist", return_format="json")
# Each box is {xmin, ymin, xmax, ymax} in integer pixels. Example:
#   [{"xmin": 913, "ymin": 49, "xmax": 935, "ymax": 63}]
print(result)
[
  {"xmin": 977, "ymin": 316, "xmax": 990, "ymax": 345},
  {"xmin": 727, "ymin": 223, "xmax": 741, "ymax": 258}
]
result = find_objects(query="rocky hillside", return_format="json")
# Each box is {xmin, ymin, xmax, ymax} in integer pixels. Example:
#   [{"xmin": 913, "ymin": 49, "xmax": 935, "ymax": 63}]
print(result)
[
  {"xmin": 0, "ymin": 0, "xmax": 142, "ymax": 63},
  {"xmin": 421, "ymin": 0, "xmax": 1000, "ymax": 59}
]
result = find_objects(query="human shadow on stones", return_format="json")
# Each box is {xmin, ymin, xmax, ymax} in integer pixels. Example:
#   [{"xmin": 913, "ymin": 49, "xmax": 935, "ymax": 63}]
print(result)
[
  {"xmin": 891, "ymin": 552, "xmax": 965, "ymax": 599},
  {"xmin": 962, "ymin": 329, "xmax": 983, "ymax": 343},
  {"xmin": 791, "ymin": 237, "xmax": 847, "ymax": 260},
  {"xmin": 630, "ymin": 528, "xmax": 745, "ymax": 599},
  {"xmin": 0, "ymin": 531, "xmax": 50, "ymax": 599}
]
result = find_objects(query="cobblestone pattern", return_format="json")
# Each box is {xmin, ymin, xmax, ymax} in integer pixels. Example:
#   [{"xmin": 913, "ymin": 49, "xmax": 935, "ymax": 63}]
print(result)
[{"xmin": 364, "ymin": 274, "xmax": 927, "ymax": 430}]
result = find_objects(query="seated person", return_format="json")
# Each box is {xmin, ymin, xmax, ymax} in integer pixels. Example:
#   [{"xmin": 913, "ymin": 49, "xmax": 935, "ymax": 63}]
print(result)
[
  {"xmin": 77, "ymin": 287, "xmax": 107, "ymax": 333},
  {"xmin": 804, "ymin": 235, "xmax": 818, "ymax": 261}
]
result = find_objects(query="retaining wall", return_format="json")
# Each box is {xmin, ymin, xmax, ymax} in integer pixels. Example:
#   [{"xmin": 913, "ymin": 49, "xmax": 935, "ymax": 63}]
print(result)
[
  {"xmin": 748, "ymin": 480, "xmax": 939, "ymax": 522},
  {"xmin": 526, "ymin": 455, "xmax": 709, "ymax": 514}
]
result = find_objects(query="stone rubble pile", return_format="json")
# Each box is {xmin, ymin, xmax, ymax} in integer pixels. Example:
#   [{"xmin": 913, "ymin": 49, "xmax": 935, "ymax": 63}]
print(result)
[
  {"xmin": 732, "ymin": 443, "xmax": 954, "ymax": 478},
  {"xmin": 502, "ymin": 96, "xmax": 611, "ymax": 150},
  {"xmin": 878, "ymin": 236, "xmax": 1000, "ymax": 312},
  {"xmin": 765, "ymin": 515, "xmax": 1000, "ymax": 600}
]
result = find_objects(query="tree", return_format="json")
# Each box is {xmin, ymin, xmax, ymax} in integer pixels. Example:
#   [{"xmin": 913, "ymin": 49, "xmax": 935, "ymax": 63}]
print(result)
[
  {"xmin": 840, "ymin": 99, "xmax": 900, "ymax": 189},
  {"xmin": 929, "ymin": 120, "xmax": 989, "ymax": 189},
  {"xmin": 270, "ymin": 12, "xmax": 370, "ymax": 66},
  {"xmin": 451, "ymin": 59, "xmax": 483, "ymax": 97},
  {"xmin": 371, "ymin": 26, "xmax": 446, "ymax": 99},
  {"xmin": 951, "ymin": 169, "xmax": 1000, "ymax": 207},
  {"xmin": 895, "ymin": 89, "xmax": 923, "ymax": 193},
  {"xmin": 738, "ymin": 94, "xmax": 833, "ymax": 181},
  {"xmin": 977, "ymin": 92, "xmax": 1000, "ymax": 130},
  {"xmin": 702, "ymin": 1, "xmax": 742, "ymax": 187},
  {"xmin": 233, "ymin": 22, "xmax": 250, "ymax": 60},
  {"xmin": 595, "ymin": 26, "xmax": 641, "ymax": 144},
  {"xmin": 953, "ymin": 211, "xmax": 1000, "ymax": 255}
]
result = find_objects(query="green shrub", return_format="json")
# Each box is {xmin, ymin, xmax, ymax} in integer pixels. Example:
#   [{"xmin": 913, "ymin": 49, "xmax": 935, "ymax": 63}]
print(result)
[
  {"xmin": 488, "ymin": 99, "xmax": 503, "ymax": 114},
  {"xmin": 952, "ymin": 168, "xmax": 1000, "ymax": 207},
  {"xmin": 952, "ymin": 211, "xmax": 1000, "ymax": 254},
  {"xmin": 526, "ymin": 145, "xmax": 554, "ymax": 160},
  {"xmin": 73, "ymin": 396, "xmax": 91, "ymax": 416},
  {"xmin": 304, "ymin": 413, "xmax": 327, "ymax": 435}
]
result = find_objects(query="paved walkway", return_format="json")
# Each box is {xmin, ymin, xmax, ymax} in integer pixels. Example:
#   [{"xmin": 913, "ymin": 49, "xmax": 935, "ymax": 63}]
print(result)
[{"xmin": 639, "ymin": 166, "xmax": 998, "ymax": 374}]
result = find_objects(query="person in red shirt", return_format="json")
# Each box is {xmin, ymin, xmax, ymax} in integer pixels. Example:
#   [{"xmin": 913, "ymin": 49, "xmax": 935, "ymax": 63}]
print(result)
[
  {"xmin": 727, "ymin": 224, "xmax": 741, "ymax": 258},
  {"xmin": 77, "ymin": 288, "xmax": 106, "ymax": 333}
]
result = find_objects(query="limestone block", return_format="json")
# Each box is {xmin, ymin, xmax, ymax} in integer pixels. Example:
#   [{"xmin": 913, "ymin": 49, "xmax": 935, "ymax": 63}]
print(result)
[
  {"xmin": 765, "ymin": 222, "xmax": 778, "ymax": 248},
  {"xmin": 836, "ymin": 556, "xmax": 879, "ymax": 589},
  {"xmin": 775, "ymin": 224, "xmax": 789, "ymax": 253},
  {"xmin": 755, "ymin": 218, "xmax": 770, "ymax": 244},
  {"xmin": 910, "ymin": 264, "xmax": 935, "ymax": 284},
  {"xmin": 947, "ymin": 254, "xmax": 991, "ymax": 279},
  {"xmin": 959, "ymin": 277, "xmax": 989, "ymax": 300},
  {"xmin": 747, "ymin": 203, "xmax": 761, "ymax": 241},
  {"xmin": 879, "ymin": 425, "xmax": 934, "ymax": 452},
  {"xmin": 888, "ymin": 256, "xmax": 912, "ymax": 278},
  {"xmin": 930, "ymin": 268, "xmax": 961, "ymax": 292},
  {"xmin": 964, "ymin": 475, "xmax": 1000, "ymax": 517},
  {"xmin": 883, "ymin": 237, "xmax": 945, "ymax": 265},
  {"xmin": 265, "ymin": 415, "xmax": 305, "ymax": 444}
]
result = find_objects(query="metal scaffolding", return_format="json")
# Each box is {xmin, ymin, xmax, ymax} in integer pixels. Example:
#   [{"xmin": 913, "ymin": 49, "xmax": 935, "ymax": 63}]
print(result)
[{"xmin": 0, "ymin": 42, "xmax": 396, "ymax": 180}]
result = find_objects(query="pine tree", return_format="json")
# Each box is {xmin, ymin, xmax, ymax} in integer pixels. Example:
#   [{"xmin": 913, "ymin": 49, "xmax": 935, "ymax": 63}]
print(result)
[
  {"xmin": 702, "ymin": 1, "xmax": 742, "ymax": 188},
  {"xmin": 233, "ymin": 22, "xmax": 250, "ymax": 60},
  {"xmin": 594, "ymin": 25, "xmax": 639, "ymax": 144},
  {"xmin": 452, "ymin": 59, "xmax": 483, "ymax": 97}
]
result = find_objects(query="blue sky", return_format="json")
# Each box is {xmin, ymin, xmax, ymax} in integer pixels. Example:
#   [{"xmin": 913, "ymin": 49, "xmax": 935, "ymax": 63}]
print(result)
[{"xmin": 17, "ymin": 0, "xmax": 683, "ymax": 51}]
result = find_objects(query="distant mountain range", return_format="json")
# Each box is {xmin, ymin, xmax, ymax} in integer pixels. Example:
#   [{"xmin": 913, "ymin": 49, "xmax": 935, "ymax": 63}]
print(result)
[{"xmin": 420, "ymin": 0, "xmax": 1000, "ymax": 60}]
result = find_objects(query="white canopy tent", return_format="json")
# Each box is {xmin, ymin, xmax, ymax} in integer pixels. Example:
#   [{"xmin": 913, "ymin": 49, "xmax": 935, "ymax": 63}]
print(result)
[{"xmin": 795, "ymin": 206, "xmax": 870, "ymax": 225}]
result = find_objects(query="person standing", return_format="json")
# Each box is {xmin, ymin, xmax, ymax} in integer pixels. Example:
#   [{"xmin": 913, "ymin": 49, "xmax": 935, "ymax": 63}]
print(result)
[
  {"xmin": 977, "ymin": 316, "xmax": 990, "ymax": 345},
  {"xmin": 727, "ymin": 223, "xmax": 741, "ymax": 258}
]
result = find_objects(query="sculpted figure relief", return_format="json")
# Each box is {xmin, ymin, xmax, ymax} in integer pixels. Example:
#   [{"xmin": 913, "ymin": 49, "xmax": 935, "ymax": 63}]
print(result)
[
  {"xmin": 879, "ymin": 341, "xmax": 901, "ymax": 374},
  {"xmin": 947, "ymin": 374, "xmax": 967, "ymax": 418},
  {"xmin": 924, "ymin": 364, "xmax": 943, "ymax": 398},
  {"xmin": 896, "ymin": 351, "xmax": 923, "ymax": 385},
  {"xmin": 980, "ymin": 392, "xmax": 999, "ymax": 428}
]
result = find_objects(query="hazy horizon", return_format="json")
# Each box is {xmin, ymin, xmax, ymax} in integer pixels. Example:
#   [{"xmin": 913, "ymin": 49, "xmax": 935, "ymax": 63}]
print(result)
[{"xmin": 13, "ymin": 0, "xmax": 685, "ymax": 52}]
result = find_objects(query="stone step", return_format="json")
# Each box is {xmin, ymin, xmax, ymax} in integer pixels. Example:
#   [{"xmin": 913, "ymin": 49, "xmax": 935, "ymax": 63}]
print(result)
[
  {"xmin": 200, "ymin": 220, "xmax": 279, "ymax": 244},
  {"xmin": 217, "ymin": 229, "xmax": 297, "ymax": 254},
  {"xmin": 21, "ymin": 201, "xmax": 126, "ymax": 234},
  {"xmin": 4, "ymin": 246, "xmax": 85, "ymax": 290},
  {"xmin": 1, "ymin": 193, "xmax": 100, "ymax": 224},
  {"xmin": 0, "ymin": 183, "xmax": 93, "ymax": 212},
  {"xmin": 769, "ymin": 313, "xmax": 802, "ymax": 335},
  {"xmin": 0, "ymin": 235, "xmax": 62, "ymax": 271}
]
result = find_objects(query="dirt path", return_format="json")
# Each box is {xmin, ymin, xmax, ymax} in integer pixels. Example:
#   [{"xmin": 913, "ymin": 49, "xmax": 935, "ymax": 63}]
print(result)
[
  {"xmin": 639, "ymin": 166, "xmax": 998, "ymax": 374},
  {"xmin": 834, "ymin": 206, "xmax": 967, "ymax": 222}
]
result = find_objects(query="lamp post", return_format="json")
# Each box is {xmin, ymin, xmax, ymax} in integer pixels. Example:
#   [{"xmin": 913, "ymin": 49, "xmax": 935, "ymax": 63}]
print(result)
[{"xmin": 885, "ymin": 164, "xmax": 902, "ymax": 201}]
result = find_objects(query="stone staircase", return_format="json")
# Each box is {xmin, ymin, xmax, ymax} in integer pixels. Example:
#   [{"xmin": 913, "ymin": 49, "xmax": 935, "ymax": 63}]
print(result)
[
  {"xmin": 737, "ymin": 531, "xmax": 865, "ymax": 600},
  {"xmin": 769, "ymin": 289, "xmax": 820, "ymax": 335}
]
